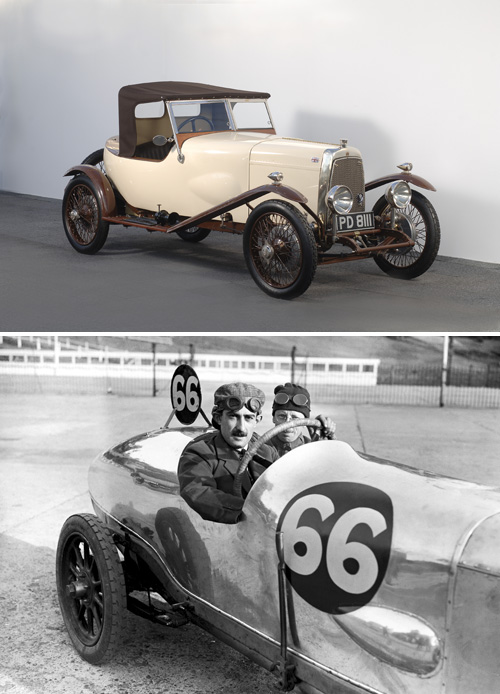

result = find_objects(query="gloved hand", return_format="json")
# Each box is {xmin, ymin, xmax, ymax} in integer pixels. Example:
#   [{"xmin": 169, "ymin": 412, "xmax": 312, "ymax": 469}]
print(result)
[{"xmin": 311, "ymin": 413, "xmax": 336, "ymax": 440}]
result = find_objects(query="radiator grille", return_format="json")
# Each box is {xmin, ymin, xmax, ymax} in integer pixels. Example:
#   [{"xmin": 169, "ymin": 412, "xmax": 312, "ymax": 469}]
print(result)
[{"xmin": 330, "ymin": 157, "xmax": 365, "ymax": 212}]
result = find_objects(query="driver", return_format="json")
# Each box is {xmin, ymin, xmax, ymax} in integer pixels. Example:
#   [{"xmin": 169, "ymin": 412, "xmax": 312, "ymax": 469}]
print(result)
[
  {"xmin": 267, "ymin": 383, "xmax": 336, "ymax": 457},
  {"xmin": 178, "ymin": 383, "xmax": 279, "ymax": 524}
]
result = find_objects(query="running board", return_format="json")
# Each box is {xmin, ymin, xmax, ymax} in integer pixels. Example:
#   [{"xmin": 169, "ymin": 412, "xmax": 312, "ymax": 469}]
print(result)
[
  {"xmin": 121, "ymin": 216, "xmax": 159, "ymax": 227},
  {"xmin": 103, "ymin": 183, "xmax": 310, "ymax": 235},
  {"xmin": 127, "ymin": 594, "xmax": 190, "ymax": 628}
]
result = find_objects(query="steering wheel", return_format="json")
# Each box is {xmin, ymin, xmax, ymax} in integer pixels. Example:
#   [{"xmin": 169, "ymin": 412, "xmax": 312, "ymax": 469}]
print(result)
[
  {"xmin": 177, "ymin": 116, "xmax": 215, "ymax": 133},
  {"xmin": 232, "ymin": 418, "xmax": 323, "ymax": 497}
]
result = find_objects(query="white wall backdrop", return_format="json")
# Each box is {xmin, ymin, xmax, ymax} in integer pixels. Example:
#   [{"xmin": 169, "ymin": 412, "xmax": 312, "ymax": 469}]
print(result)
[{"xmin": 0, "ymin": 0, "xmax": 499, "ymax": 263}]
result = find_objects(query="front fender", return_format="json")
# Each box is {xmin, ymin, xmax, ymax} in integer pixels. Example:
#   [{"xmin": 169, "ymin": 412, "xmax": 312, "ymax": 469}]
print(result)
[
  {"xmin": 162, "ymin": 183, "xmax": 311, "ymax": 236},
  {"xmin": 365, "ymin": 172, "xmax": 436, "ymax": 193},
  {"xmin": 64, "ymin": 164, "xmax": 117, "ymax": 216}
]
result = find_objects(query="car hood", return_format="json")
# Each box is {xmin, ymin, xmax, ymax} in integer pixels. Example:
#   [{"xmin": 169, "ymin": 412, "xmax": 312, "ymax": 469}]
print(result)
[
  {"xmin": 250, "ymin": 136, "xmax": 362, "ymax": 171},
  {"xmin": 182, "ymin": 131, "xmax": 360, "ymax": 170}
]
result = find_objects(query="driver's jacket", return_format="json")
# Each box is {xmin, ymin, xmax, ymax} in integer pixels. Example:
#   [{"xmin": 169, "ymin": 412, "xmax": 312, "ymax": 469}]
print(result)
[
  {"xmin": 178, "ymin": 430, "xmax": 279, "ymax": 524},
  {"xmin": 267, "ymin": 431, "xmax": 310, "ymax": 457}
]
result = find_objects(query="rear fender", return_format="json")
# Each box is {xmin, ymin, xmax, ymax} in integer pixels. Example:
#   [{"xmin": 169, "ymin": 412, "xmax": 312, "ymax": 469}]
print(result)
[
  {"xmin": 64, "ymin": 164, "xmax": 117, "ymax": 216},
  {"xmin": 365, "ymin": 172, "xmax": 436, "ymax": 193}
]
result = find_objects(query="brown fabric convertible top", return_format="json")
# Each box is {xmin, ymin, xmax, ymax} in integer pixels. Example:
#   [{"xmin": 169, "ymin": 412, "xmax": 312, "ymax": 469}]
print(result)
[{"xmin": 118, "ymin": 81, "xmax": 271, "ymax": 157}]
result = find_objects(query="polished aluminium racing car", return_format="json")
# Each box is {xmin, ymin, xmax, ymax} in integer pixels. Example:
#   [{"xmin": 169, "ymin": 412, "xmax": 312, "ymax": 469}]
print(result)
[
  {"xmin": 55, "ymin": 366, "xmax": 498, "ymax": 694},
  {"xmin": 62, "ymin": 81, "xmax": 440, "ymax": 298}
]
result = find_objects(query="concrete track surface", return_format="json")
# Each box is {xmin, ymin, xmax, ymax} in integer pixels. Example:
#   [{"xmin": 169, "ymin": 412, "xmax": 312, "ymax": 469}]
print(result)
[
  {"xmin": 1, "ymin": 395, "xmax": 499, "ymax": 694},
  {"xmin": 1, "ymin": 192, "xmax": 500, "ymax": 331}
]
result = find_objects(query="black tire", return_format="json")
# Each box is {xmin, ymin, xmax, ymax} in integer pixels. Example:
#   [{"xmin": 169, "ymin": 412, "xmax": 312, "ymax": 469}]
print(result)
[
  {"xmin": 56, "ymin": 513, "xmax": 127, "ymax": 664},
  {"xmin": 175, "ymin": 226, "xmax": 211, "ymax": 243},
  {"xmin": 81, "ymin": 149, "xmax": 105, "ymax": 174},
  {"xmin": 62, "ymin": 175, "xmax": 109, "ymax": 254},
  {"xmin": 243, "ymin": 200, "xmax": 318, "ymax": 299},
  {"xmin": 372, "ymin": 190, "xmax": 440, "ymax": 279}
]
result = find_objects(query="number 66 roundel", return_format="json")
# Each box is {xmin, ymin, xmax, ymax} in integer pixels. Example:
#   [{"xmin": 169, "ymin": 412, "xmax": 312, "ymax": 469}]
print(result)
[{"xmin": 276, "ymin": 483, "xmax": 393, "ymax": 614}]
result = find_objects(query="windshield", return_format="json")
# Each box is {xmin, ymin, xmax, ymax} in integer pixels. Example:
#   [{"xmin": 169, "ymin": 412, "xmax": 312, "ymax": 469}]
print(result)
[
  {"xmin": 169, "ymin": 99, "xmax": 274, "ymax": 135},
  {"xmin": 230, "ymin": 100, "xmax": 274, "ymax": 131},
  {"xmin": 170, "ymin": 100, "xmax": 232, "ymax": 133}
]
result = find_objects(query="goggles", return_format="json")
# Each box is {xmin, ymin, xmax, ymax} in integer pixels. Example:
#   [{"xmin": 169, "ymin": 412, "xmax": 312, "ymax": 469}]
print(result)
[
  {"xmin": 274, "ymin": 411, "xmax": 305, "ymax": 422},
  {"xmin": 218, "ymin": 396, "xmax": 263, "ymax": 413},
  {"xmin": 273, "ymin": 392, "xmax": 309, "ymax": 408}
]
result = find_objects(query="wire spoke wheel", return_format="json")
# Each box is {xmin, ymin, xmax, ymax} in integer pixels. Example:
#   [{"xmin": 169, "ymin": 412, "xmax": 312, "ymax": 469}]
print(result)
[
  {"xmin": 380, "ymin": 204, "xmax": 426, "ymax": 266},
  {"xmin": 373, "ymin": 189, "xmax": 440, "ymax": 279},
  {"xmin": 244, "ymin": 201, "xmax": 317, "ymax": 299},
  {"xmin": 65, "ymin": 183, "xmax": 100, "ymax": 246},
  {"xmin": 62, "ymin": 175, "xmax": 109, "ymax": 254},
  {"xmin": 56, "ymin": 514, "xmax": 126, "ymax": 664},
  {"xmin": 81, "ymin": 148, "xmax": 106, "ymax": 174},
  {"xmin": 251, "ymin": 212, "xmax": 303, "ymax": 287}
]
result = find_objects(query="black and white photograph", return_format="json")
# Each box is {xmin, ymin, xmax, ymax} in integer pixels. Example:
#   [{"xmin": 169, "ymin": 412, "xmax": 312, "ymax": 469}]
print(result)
[{"xmin": 1, "ymin": 333, "xmax": 500, "ymax": 693}]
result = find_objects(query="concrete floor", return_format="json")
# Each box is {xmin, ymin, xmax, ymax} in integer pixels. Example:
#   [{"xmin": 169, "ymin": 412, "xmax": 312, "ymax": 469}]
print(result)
[{"xmin": 1, "ymin": 191, "xmax": 500, "ymax": 331}]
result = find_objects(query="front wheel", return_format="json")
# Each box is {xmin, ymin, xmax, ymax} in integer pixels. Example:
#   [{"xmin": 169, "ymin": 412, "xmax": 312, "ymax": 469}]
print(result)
[
  {"xmin": 243, "ymin": 200, "xmax": 318, "ymax": 299},
  {"xmin": 56, "ymin": 514, "xmax": 127, "ymax": 664},
  {"xmin": 62, "ymin": 175, "xmax": 109, "ymax": 254},
  {"xmin": 372, "ymin": 190, "xmax": 440, "ymax": 279}
]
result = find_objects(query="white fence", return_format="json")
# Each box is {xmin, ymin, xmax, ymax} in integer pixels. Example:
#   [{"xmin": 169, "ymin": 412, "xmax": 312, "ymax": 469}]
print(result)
[
  {"xmin": 2, "ymin": 345, "xmax": 499, "ymax": 408},
  {"xmin": 0, "ymin": 349, "xmax": 380, "ymax": 386}
]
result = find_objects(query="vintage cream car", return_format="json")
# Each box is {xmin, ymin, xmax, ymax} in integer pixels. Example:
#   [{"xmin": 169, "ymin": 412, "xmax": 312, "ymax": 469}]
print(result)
[{"xmin": 63, "ymin": 81, "xmax": 440, "ymax": 298}]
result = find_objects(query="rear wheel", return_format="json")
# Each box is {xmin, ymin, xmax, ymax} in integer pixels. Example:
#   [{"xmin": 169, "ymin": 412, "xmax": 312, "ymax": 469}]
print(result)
[
  {"xmin": 81, "ymin": 149, "xmax": 105, "ymax": 174},
  {"xmin": 175, "ymin": 226, "xmax": 211, "ymax": 243},
  {"xmin": 62, "ymin": 175, "xmax": 109, "ymax": 254},
  {"xmin": 243, "ymin": 200, "xmax": 318, "ymax": 299},
  {"xmin": 373, "ymin": 190, "xmax": 440, "ymax": 279},
  {"xmin": 56, "ymin": 514, "xmax": 127, "ymax": 664}
]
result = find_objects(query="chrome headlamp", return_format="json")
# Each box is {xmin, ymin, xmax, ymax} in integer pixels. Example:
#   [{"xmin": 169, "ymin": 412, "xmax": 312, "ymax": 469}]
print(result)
[
  {"xmin": 327, "ymin": 185, "xmax": 353, "ymax": 214},
  {"xmin": 385, "ymin": 181, "xmax": 412, "ymax": 209}
]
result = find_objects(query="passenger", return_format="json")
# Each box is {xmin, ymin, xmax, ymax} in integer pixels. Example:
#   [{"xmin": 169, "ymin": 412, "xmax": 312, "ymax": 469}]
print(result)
[
  {"xmin": 267, "ymin": 383, "xmax": 336, "ymax": 456},
  {"xmin": 178, "ymin": 383, "xmax": 279, "ymax": 524}
]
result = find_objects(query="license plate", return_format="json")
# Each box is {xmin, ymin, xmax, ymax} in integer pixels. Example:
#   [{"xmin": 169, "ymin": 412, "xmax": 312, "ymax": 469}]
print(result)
[{"xmin": 335, "ymin": 211, "xmax": 375, "ymax": 232}]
